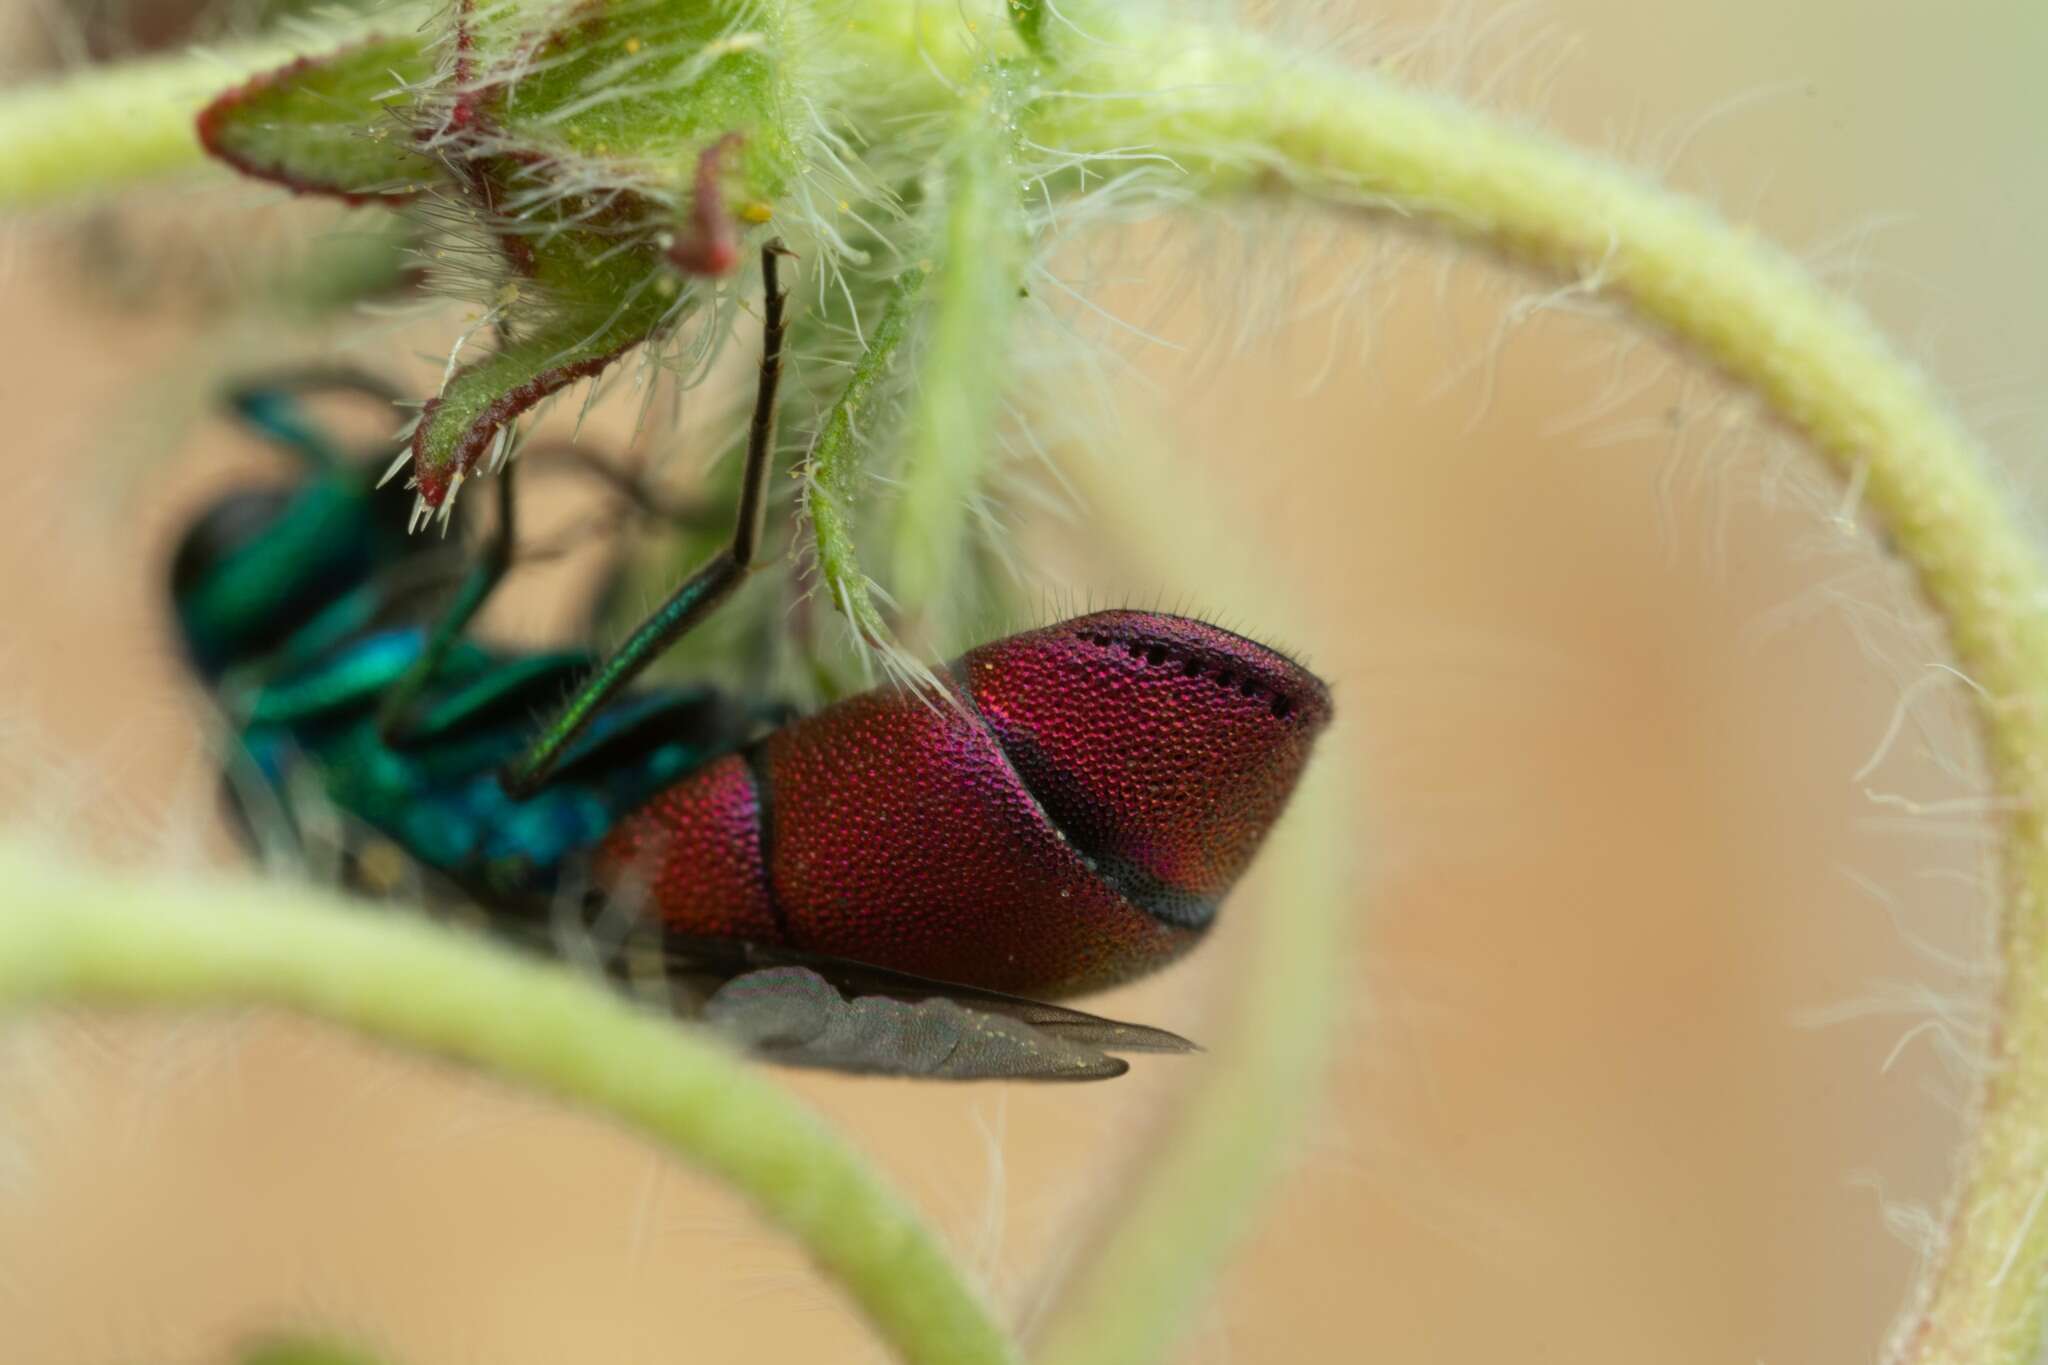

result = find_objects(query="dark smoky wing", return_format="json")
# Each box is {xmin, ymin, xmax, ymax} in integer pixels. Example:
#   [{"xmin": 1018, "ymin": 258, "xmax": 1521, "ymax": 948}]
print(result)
[
  {"xmin": 657, "ymin": 936, "xmax": 1200, "ymax": 1057},
  {"xmin": 698, "ymin": 966, "xmax": 1131, "ymax": 1081},
  {"xmin": 1010, "ymin": 1011, "xmax": 1200, "ymax": 1055},
  {"xmin": 469, "ymin": 922, "xmax": 1194, "ymax": 1079}
]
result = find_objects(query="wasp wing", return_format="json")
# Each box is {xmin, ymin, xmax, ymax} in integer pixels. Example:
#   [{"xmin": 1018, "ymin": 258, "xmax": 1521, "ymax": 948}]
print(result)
[
  {"xmin": 470, "ymin": 912, "xmax": 1194, "ymax": 1081},
  {"xmin": 698, "ymin": 966, "xmax": 1135, "ymax": 1080},
  {"xmin": 587, "ymin": 930, "xmax": 1195, "ymax": 1080},
  {"xmin": 657, "ymin": 936, "xmax": 1197, "ymax": 1055}
]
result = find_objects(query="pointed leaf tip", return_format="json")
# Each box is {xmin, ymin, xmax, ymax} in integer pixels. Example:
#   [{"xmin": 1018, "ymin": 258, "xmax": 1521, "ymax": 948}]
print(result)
[{"xmin": 198, "ymin": 35, "xmax": 442, "ymax": 203}]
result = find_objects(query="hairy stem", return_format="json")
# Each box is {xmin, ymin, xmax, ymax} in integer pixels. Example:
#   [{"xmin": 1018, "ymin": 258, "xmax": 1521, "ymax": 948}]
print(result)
[
  {"xmin": 0, "ymin": 13, "xmax": 411, "ymax": 206},
  {"xmin": 1160, "ymin": 58, "xmax": 2040, "ymax": 1365},
  {"xmin": 891, "ymin": 99, "xmax": 1025, "ymax": 647},
  {"xmin": 0, "ymin": 839, "xmax": 1018, "ymax": 1365},
  {"xmin": 802, "ymin": 265, "xmax": 925, "ymax": 646},
  {"xmin": 839, "ymin": 6, "xmax": 2045, "ymax": 1361},
  {"xmin": 1, "ymin": 2, "xmax": 2032, "ymax": 1359},
  {"xmin": 1031, "ymin": 17, "xmax": 2041, "ymax": 1365}
]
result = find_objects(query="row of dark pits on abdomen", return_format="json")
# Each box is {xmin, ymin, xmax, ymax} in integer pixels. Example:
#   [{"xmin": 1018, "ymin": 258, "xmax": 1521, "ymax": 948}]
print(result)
[{"xmin": 1080, "ymin": 631, "xmax": 1297, "ymax": 721}]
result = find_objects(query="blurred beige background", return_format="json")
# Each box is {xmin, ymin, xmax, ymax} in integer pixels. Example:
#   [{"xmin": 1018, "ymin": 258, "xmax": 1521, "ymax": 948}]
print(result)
[{"xmin": 2, "ymin": 2, "xmax": 2044, "ymax": 1362}]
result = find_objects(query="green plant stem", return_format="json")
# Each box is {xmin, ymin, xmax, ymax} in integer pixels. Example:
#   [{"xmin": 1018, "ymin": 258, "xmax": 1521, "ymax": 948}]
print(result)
[
  {"xmin": 840, "ymin": 7, "xmax": 2048, "ymax": 1362},
  {"xmin": 803, "ymin": 266, "xmax": 925, "ymax": 646},
  {"xmin": 238, "ymin": 1333, "xmax": 388, "ymax": 1365},
  {"xmin": 891, "ymin": 99, "xmax": 1025, "ymax": 646},
  {"xmin": 1123, "ymin": 57, "xmax": 2042, "ymax": 1365},
  {"xmin": 0, "ymin": 838, "xmax": 1019, "ymax": 1365},
  {"xmin": 3, "ymin": 4, "xmax": 2036, "ymax": 1361},
  {"xmin": 0, "ymin": 14, "xmax": 410, "ymax": 206},
  {"xmin": 1018, "ymin": 18, "xmax": 2042, "ymax": 1365}
]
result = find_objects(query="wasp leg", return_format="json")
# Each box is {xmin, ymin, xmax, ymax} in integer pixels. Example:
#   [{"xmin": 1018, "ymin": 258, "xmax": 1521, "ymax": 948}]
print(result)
[
  {"xmin": 224, "ymin": 367, "xmax": 409, "ymax": 471},
  {"xmin": 376, "ymin": 407, "xmax": 731, "ymax": 750},
  {"xmin": 499, "ymin": 239, "xmax": 791, "ymax": 800},
  {"xmin": 519, "ymin": 440, "xmax": 716, "ymax": 527},
  {"xmin": 376, "ymin": 460, "xmax": 517, "ymax": 747}
]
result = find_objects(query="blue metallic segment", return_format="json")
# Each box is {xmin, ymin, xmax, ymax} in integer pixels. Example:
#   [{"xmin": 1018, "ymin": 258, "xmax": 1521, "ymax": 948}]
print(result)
[
  {"xmin": 232, "ymin": 386, "xmax": 348, "ymax": 468},
  {"xmin": 232, "ymin": 626, "xmax": 743, "ymax": 897},
  {"xmin": 173, "ymin": 386, "xmax": 759, "ymax": 906},
  {"xmin": 178, "ymin": 481, "xmax": 377, "ymax": 673},
  {"xmin": 243, "ymin": 631, "xmax": 473, "ymax": 725}
]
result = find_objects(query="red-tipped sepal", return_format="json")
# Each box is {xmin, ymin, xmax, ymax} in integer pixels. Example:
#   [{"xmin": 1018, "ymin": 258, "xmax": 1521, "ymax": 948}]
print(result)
[{"xmin": 197, "ymin": 35, "xmax": 442, "ymax": 203}]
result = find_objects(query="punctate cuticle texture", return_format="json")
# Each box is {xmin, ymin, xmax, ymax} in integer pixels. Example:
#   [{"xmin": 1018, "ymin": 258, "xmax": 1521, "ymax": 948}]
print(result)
[{"xmin": 599, "ymin": 611, "xmax": 1333, "ymax": 997}]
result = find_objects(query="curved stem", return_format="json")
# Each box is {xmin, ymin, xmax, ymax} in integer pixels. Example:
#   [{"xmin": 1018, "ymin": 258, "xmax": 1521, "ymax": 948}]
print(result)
[
  {"xmin": 0, "ymin": 838, "xmax": 1019, "ymax": 1365},
  {"xmin": 2, "ymin": 3, "xmax": 2033, "ymax": 1360},
  {"xmin": 1025, "ymin": 18, "xmax": 2039, "ymax": 1365},
  {"xmin": 1223, "ymin": 67, "xmax": 2040, "ymax": 1365},
  {"xmin": 835, "ymin": 7, "xmax": 2043, "ymax": 1362},
  {"xmin": 803, "ymin": 265, "xmax": 925, "ymax": 647}
]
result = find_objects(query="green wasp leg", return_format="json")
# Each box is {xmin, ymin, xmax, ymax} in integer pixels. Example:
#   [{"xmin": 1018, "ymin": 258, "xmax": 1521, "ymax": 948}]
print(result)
[
  {"xmin": 499, "ymin": 238, "xmax": 791, "ymax": 801},
  {"xmin": 370, "ymin": 426, "xmax": 729, "ymax": 751},
  {"xmin": 520, "ymin": 440, "xmax": 715, "ymax": 526},
  {"xmin": 375, "ymin": 459, "xmax": 518, "ymax": 747},
  {"xmin": 225, "ymin": 367, "xmax": 408, "ymax": 471}
]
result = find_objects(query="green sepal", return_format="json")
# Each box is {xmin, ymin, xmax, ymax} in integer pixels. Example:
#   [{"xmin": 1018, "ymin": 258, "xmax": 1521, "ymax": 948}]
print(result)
[
  {"xmin": 403, "ymin": 2, "xmax": 808, "ymax": 503},
  {"xmin": 408, "ymin": 230, "xmax": 685, "ymax": 506},
  {"xmin": 804, "ymin": 267, "xmax": 928, "ymax": 648},
  {"xmin": 197, "ymin": 33, "xmax": 443, "ymax": 202},
  {"xmin": 200, "ymin": 3, "xmax": 811, "ymax": 507},
  {"xmin": 461, "ymin": 0, "xmax": 796, "ymax": 218},
  {"xmin": 889, "ymin": 93, "xmax": 1029, "ymax": 645}
]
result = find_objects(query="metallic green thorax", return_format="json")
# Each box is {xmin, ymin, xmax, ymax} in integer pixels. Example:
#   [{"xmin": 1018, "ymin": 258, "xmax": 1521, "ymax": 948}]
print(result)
[{"xmin": 172, "ymin": 388, "xmax": 764, "ymax": 904}]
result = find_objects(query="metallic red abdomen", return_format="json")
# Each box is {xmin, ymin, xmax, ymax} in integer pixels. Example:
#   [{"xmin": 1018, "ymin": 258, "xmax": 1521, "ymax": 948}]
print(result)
[{"xmin": 592, "ymin": 611, "xmax": 1332, "ymax": 997}]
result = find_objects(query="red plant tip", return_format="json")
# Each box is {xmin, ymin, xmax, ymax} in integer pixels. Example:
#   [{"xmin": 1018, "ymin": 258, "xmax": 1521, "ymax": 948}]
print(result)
[
  {"xmin": 407, "ymin": 348, "xmax": 624, "ymax": 510},
  {"xmin": 412, "ymin": 463, "xmax": 452, "ymax": 509},
  {"xmin": 666, "ymin": 132, "xmax": 746, "ymax": 277},
  {"xmin": 962, "ymin": 611, "xmax": 1333, "ymax": 912}
]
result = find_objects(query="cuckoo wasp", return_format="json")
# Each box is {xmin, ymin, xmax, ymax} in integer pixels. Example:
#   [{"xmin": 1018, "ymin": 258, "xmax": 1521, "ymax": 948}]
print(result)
[{"xmin": 170, "ymin": 245, "xmax": 1333, "ymax": 1079}]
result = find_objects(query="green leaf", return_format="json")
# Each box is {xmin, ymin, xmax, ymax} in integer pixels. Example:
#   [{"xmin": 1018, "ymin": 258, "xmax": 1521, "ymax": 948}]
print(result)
[
  {"xmin": 197, "ymin": 33, "xmax": 442, "ymax": 202},
  {"xmin": 400, "ymin": 2, "xmax": 810, "ymax": 503},
  {"xmin": 195, "ymin": 4, "xmax": 817, "ymax": 506},
  {"xmin": 407, "ymin": 234, "xmax": 683, "ymax": 507},
  {"xmin": 465, "ymin": 0, "xmax": 796, "ymax": 215},
  {"xmin": 804, "ymin": 267, "xmax": 927, "ymax": 648}
]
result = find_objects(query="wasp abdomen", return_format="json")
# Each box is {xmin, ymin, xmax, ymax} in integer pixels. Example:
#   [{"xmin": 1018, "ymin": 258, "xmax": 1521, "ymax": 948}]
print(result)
[
  {"xmin": 965, "ymin": 611, "xmax": 1331, "ymax": 917},
  {"xmin": 596, "ymin": 610, "xmax": 1332, "ymax": 999},
  {"xmin": 593, "ymin": 753, "xmax": 783, "ymax": 945}
]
